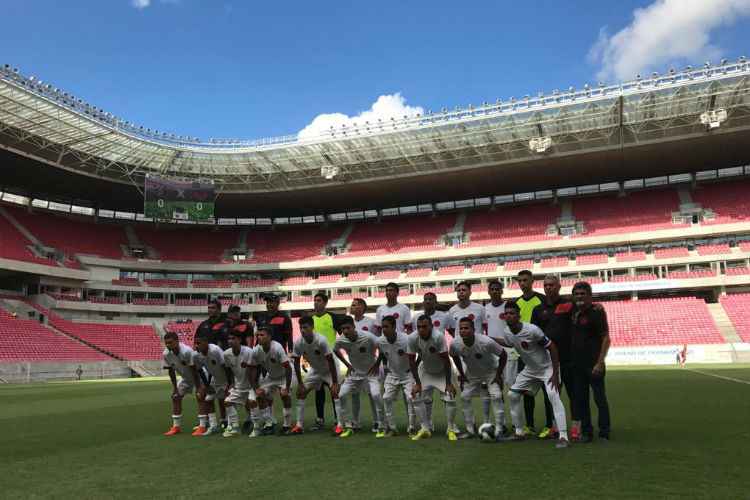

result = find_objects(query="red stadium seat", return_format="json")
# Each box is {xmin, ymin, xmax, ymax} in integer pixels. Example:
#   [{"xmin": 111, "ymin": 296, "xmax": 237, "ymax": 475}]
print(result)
[{"xmin": 719, "ymin": 293, "xmax": 750, "ymax": 342}]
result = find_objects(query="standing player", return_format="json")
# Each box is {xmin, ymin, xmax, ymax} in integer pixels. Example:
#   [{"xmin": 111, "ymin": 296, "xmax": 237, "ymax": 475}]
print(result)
[
  {"xmin": 289, "ymin": 316, "xmax": 343, "ymax": 435},
  {"xmin": 196, "ymin": 299, "xmax": 230, "ymax": 350},
  {"xmin": 369, "ymin": 316, "xmax": 430, "ymax": 439},
  {"xmin": 162, "ymin": 331, "xmax": 203, "ymax": 436},
  {"xmin": 497, "ymin": 302, "xmax": 569, "ymax": 448},
  {"xmin": 412, "ymin": 292, "xmax": 449, "ymax": 336},
  {"xmin": 484, "ymin": 279, "xmax": 513, "ymax": 435},
  {"xmin": 333, "ymin": 316, "xmax": 383, "ymax": 438},
  {"xmin": 227, "ymin": 305, "xmax": 254, "ymax": 347},
  {"xmin": 531, "ymin": 275, "xmax": 575, "ymax": 439},
  {"xmin": 450, "ymin": 318, "xmax": 507, "ymax": 440},
  {"xmin": 221, "ymin": 330, "xmax": 256, "ymax": 438},
  {"xmin": 311, "ymin": 292, "xmax": 344, "ymax": 432},
  {"xmin": 192, "ymin": 333, "xmax": 231, "ymax": 436},
  {"xmin": 374, "ymin": 282, "xmax": 415, "ymax": 432},
  {"xmin": 410, "ymin": 314, "xmax": 459, "ymax": 440},
  {"xmin": 254, "ymin": 293, "xmax": 293, "ymax": 352},
  {"xmin": 250, "ymin": 327, "xmax": 294, "ymax": 436},
  {"xmin": 514, "ymin": 270, "xmax": 548, "ymax": 436},
  {"xmin": 349, "ymin": 297, "xmax": 380, "ymax": 432},
  {"xmin": 446, "ymin": 281, "xmax": 490, "ymax": 426}
]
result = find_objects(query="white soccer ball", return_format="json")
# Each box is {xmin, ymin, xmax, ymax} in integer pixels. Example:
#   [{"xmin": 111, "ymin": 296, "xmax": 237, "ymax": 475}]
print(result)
[{"xmin": 478, "ymin": 423, "xmax": 495, "ymax": 442}]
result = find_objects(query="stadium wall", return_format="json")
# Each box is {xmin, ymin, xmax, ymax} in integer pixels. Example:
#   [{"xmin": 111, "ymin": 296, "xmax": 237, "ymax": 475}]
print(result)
[
  {"xmin": 0, "ymin": 361, "xmax": 132, "ymax": 383},
  {"xmin": 606, "ymin": 343, "xmax": 750, "ymax": 365}
]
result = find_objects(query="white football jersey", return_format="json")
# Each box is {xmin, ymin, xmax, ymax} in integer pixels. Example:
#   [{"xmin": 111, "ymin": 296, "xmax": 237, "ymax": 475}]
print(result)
[
  {"xmin": 353, "ymin": 315, "xmax": 378, "ymax": 337},
  {"xmin": 375, "ymin": 303, "xmax": 412, "ymax": 334},
  {"xmin": 223, "ymin": 345, "xmax": 254, "ymax": 391},
  {"xmin": 334, "ymin": 332, "xmax": 379, "ymax": 375},
  {"xmin": 449, "ymin": 334, "xmax": 504, "ymax": 380},
  {"xmin": 484, "ymin": 300, "xmax": 519, "ymax": 360},
  {"xmin": 411, "ymin": 309, "xmax": 449, "ymax": 336},
  {"xmin": 447, "ymin": 301, "xmax": 486, "ymax": 335},
  {"xmin": 501, "ymin": 322, "xmax": 552, "ymax": 376},
  {"xmin": 163, "ymin": 343, "xmax": 196, "ymax": 382},
  {"xmin": 408, "ymin": 330, "xmax": 449, "ymax": 376},
  {"xmin": 252, "ymin": 340, "xmax": 290, "ymax": 379},
  {"xmin": 293, "ymin": 332, "xmax": 335, "ymax": 374},
  {"xmin": 376, "ymin": 332, "xmax": 414, "ymax": 378},
  {"xmin": 193, "ymin": 343, "xmax": 228, "ymax": 386}
]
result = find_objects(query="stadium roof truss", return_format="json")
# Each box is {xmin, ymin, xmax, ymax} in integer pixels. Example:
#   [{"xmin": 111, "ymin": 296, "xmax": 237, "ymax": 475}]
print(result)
[{"xmin": 0, "ymin": 60, "xmax": 749, "ymax": 194}]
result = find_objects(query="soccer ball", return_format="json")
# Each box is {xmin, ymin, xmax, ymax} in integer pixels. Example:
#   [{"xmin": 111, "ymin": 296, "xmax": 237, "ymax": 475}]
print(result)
[{"xmin": 478, "ymin": 423, "xmax": 495, "ymax": 442}]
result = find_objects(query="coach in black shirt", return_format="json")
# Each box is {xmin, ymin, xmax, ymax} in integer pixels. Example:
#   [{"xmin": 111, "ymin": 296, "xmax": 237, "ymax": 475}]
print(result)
[
  {"xmin": 253, "ymin": 294, "xmax": 293, "ymax": 352},
  {"xmin": 531, "ymin": 275, "xmax": 575, "ymax": 415},
  {"xmin": 571, "ymin": 281, "xmax": 611, "ymax": 442},
  {"xmin": 196, "ymin": 299, "xmax": 230, "ymax": 350}
]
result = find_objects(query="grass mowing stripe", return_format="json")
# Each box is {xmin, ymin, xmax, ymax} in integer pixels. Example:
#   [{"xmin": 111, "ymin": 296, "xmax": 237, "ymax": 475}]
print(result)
[{"xmin": 686, "ymin": 368, "xmax": 750, "ymax": 385}]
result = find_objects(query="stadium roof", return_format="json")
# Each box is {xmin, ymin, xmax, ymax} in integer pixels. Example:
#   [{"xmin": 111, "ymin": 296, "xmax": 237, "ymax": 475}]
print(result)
[{"xmin": 1, "ymin": 59, "xmax": 749, "ymax": 216}]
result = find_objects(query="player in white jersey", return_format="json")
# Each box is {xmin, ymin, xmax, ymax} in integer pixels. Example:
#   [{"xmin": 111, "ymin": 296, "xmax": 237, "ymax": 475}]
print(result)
[
  {"xmin": 496, "ymin": 302, "xmax": 569, "ymax": 448},
  {"xmin": 446, "ymin": 281, "xmax": 491, "ymax": 426},
  {"xmin": 449, "ymin": 317, "xmax": 507, "ymax": 440},
  {"xmin": 192, "ymin": 333, "xmax": 231, "ymax": 436},
  {"xmin": 221, "ymin": 330, "xmax": 256, "ymax": 437},
  {"xmin": 484, "ymin": 279, "xmax": 516, "ymax": 434},
  {"xmin": 289, "ymin": 316, "xmax": 343, "ymax": 435},
  {"xmin": 250, "ymin": 327, "xmax": 293, "ymax": 437},
  {"xmin": 333, "ymin": 316, "xmax": 384, "ymax": 438},
  {"xmin": 369, "ymin": 315, "xmax": 431, "ymax": 439},
  {"xmin": 162, "ymin": 331, "xmax": 203, "ymax": 436},
  {"xmin": 411, "ymin": 292, "xmax": 449, "ymax": 336},
  {"xmin": 374, "ymin": 282, "xmax": 417, "ymax": 433},
  {"xmin": 409, "ymin": 314, "xmax": 459, "ymax": 441},
  {"xmin": 375, "ymin": 282, "xmax": 412, "ymax": 334},
  {"xmin": 350, "ymin": 298, "xmax": 381, "ymax": 433}
]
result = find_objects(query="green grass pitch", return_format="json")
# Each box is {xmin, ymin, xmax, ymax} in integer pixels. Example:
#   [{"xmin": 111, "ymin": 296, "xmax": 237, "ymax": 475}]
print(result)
[{"xmin": 2, "ymin": 366, "xmax": 749, "ymax": 499}]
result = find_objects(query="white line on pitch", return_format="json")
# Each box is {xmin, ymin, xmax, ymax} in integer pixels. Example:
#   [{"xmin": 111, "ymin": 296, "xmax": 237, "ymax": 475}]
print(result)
[{"xmin": 686, "ymin": 368, "xmax": 750, "ymax": 386}]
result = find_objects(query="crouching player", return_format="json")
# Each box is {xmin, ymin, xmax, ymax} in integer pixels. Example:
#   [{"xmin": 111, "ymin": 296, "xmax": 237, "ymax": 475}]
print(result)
[
  {"xmin": 222, "ymin": 330, "xmax": 257, "ymax": 437},
  {"xmin": 450, "ymin": 318, "xmax": 507, "ymax": 440},
  {"xmin": 370, "ymin": 315, "xmax": 430, "ymax": 439},
  {"xmin": 497, "ymin": 302, "xmax": 569, "ymax": 448},
  {"xmin": 333, "ymin": 316, "xmax": 383, "ymax": 438},
  {"xmin": 289, "ymin": 316, "xmax": 343, "ymax": 435},
  {"xmin": 163, "ymin": 331, "xmax": 203, "ymax": 436},
  {"xmin": 410, "ymin": 314, "xmax": 460, "ymax": 441},
  {"xmin": 193, "ymin": 333, "xmax": 231, "ymax": 436},
  {"xmin": 250, "ymin": 327, "xmax": 293, "ymax": 436}
]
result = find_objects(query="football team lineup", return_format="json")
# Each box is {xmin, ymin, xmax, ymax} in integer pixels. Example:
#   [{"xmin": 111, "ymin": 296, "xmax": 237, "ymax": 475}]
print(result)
[{"xmin": 161, "ymin": 278, "xmax": 609, "ymax": 447}]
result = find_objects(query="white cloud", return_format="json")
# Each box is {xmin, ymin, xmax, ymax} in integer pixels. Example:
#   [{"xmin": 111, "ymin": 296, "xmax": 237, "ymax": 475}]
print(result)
[
  {"xmin": 298, "ymin": 93, "xmax": 424, "ymax": 140},
  {"xmin": 589, "ymin": 0, "xmax": 750, "ymax": 83},
  {"xmin": 131, "ymin": 0, "xmax": 150, "ymax": 8}
]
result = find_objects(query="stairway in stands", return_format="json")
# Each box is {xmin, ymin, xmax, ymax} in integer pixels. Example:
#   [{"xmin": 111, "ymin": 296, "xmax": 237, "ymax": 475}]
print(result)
[{"xmin": 706, "ymin": 303, "xmax": 742, "ymax": 343}]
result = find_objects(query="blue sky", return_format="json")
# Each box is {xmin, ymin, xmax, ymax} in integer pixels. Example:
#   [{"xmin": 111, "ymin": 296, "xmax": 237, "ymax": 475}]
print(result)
[{"xmin": 2, "ymin": 0, "xmax": 749, "ymax": 141}]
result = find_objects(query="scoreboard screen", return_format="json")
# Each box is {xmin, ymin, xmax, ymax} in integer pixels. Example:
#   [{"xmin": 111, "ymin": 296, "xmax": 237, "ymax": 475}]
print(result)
[{"xmin": 144, "ymin": 175, "xmax": 215, "ymax": 221}]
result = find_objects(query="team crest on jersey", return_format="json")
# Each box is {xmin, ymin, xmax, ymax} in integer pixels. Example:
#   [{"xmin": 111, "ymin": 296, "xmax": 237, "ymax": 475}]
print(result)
[
  {"xmin": 363, "ymin": 326, "xmax": 369, "ymax": 331},
  {"xmin": 579, "ymin": 317, "xmax": 589, "ymax": 326},
  {"xmin": 521, "ymin": 341, "xmax": 529, "ymax": 350},
  {"xmin": 468, "ymin": 314, "xmax": 475, "ymax": 320},
  {"xmin": 359, "ymin": 347, "xmax": 367, "ymax": 353},
  {"xmin": 270, "ymin": 358, "xmax": 277, "ymax": 364},
  {"xmin": 433, "ymin": 320, "xmax": 440, "ymax": 327},
  {"xmin": 397, "ymin": 349, "xmax": 405, "ymax": 356},
  {"xmin": 429, "ymin": 346, "xmax": 436, "ymax": 353},
  {"xmin": 393, "ymin": 313, "xmax": 400, "ymax": 319},
  {"xmin": 241, "ymin": 362, "xmax": 247, "ymax": 368},
  {"xmin": 474, "ymin": 353, "xmax": 483, "ymax": 359}
]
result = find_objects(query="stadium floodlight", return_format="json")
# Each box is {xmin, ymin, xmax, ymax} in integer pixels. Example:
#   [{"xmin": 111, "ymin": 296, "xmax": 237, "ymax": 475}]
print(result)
[
  {"xmin": 700, "ymin": 108, "xmax": 728, "ymax": 129},
  {"xmin": 529, "ymin": 136, "xmax": 552, "ymax": 153},
  {"xmin": 321, "ymin": 165, "xmax": 339, "ymax": 180}
]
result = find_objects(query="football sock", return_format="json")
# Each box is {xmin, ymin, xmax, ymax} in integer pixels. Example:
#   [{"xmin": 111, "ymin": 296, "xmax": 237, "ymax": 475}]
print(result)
[{"xmin": 172, "ymin": 414, "xmax": 182, "ymax": 428}]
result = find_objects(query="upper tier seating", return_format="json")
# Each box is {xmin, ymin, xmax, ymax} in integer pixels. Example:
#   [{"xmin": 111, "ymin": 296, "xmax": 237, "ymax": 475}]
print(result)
[
  {"xmin": 725, "ymin": 266, "xmax": 750, "ymax": 276},
  {"xmin": 192, "ymin": 279, "xmax": 233, "ymax": 288},
  {"xmin": 132, "ymin": 298, "xmax": 168, "ymax": 306},
  {"xmin": 666, "ymin": 270, "xmax": 715, "ymax": 279},
  {"xmin": 314, "ymin": 274, "xmax": 343, "ymax": 284},
  {"xmin": 238, "ymin": 279, "xmax": 278, "ymax": 288},
  {"xmin": 436, "ymin": 265, "xmax": 465, "ymax": 276},
  {"xmin": 504, "ymin": 259, "xmax": 533, "ymax": 271},
  {"xmin": 247, "ymin": 226, "xmax": 341, "ymax": 263},
  {"xmin": 470, "ymin": 262, "xmax": 498, "ymax": 273},
  {"xmin": 341, "ymin": 215, "xmax": 455, "ymax": 257},
  {"xmin": 136, "ymin": 227, "xmax": 239, "ymax": 262},
  {"xmin": 655, "ymin": 247, "xmax": 690, "ymax": 259},
  {"xmin": 573, "ymin": 189, "xmax": 682, "ymax": 236},
  {"xmin": 609, "ymin": 273, "xmax": 658, "ymax": 282},
  {"xmin": 89, "ymin": 296, "xmax": 125, "ymax": 304},
  {"xmin": 602, "ymin": 298, "xmax": 724, "ymax": 346},
  {"xmin": 541, "ymin": 256, "xmax": 568, "ymax": 268},
  {"xmin": 175, "ymin": 299, "xmax": 207, "ymax": 306},
  {"xmin": 7, "ymin": 206, "xmax": 126, "ymax": 259},
  {"xmin": 144, "ymin": 279, "xmax": 188, "ymax": 288},
  {"xmin": 576, "ymin": 253, "xmax": 609, "ymax": 265},
  {"xmin": 374, "ymin": 270, "xmax": 402, "ymax": 280},
  {"xmin": 406, "ymin": 268, "xmax": 433, "ymax": 278},
  {"xmin": 692, "ymin": 179, "xmax": 750, "ymax": 225},
  {"xmin": 616, "ymin": 251, "xmax": 647, "ymax": 262},
  {"xmin": 696, "ymin": 244, "xmax": 731, "ymax": 256},
  {"xmin": 463, "ymin": 203, "xmax": 559, "ymax": 246},
  {"xmin": 719, "ymin": 293, "xmax": 750, "ymax": 342},
  {"xmin": 0, "ymin": 209, "xmax": 58, "ymax": 266},
  {"xmin": 344, "ymin": 272, "xmax": 371, "ymax": 282},
  {"xmin": 0, "ymin": 308, "xmax": 109, "ymax": 362},
  {"xmin": 112, "ymin": 278, "xmax": 141, "ymax": 286}
]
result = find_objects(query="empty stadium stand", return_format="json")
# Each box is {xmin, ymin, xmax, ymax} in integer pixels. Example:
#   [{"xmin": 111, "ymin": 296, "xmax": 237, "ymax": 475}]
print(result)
[
  {"xmin": 136, "ymin": 226, "xmax": 239, "ymax": 262},
  {"xmin": 719, "ymin": 293, "xmax": 750, "ymax": 342},
  {"xmin": 341, "ymin": 215, "xmax": 455, "ymax": 257},
  {"xmin": 0, "ymin": 209, "xmax": 58, "ymax": 265},
  {"xmin": 573, "ymin": 189, "xmax": 683, "ymax": 236},
  {"xmin": 693, "ymin": 179, "xmax": 750, "ymax": 225},
  {"xmin": 462, "ymin": 203, "xmax": 559, "ymax": 246},
  {"xmin": 192, "ymin": 279, "xmax": 232, "ymax": 288}
]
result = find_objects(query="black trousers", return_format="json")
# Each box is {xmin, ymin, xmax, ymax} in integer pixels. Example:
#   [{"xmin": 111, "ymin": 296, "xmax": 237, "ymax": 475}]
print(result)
[
  {"xmin": 573, "ymin": 365, "xmax": 611, "ymax": 437},
  {"xmin": 315, "ymin": 387, "xmax": 338, "ymax": 422},
  {"xmin": 560, "ymin": 363, "xmax": 576, "ymax": 421}
]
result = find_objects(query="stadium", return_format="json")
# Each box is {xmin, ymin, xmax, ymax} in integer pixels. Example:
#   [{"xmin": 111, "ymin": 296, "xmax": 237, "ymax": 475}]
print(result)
[{"xmin": 2, "ymin": 10, "xmax": 750, "ymax": 498}]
